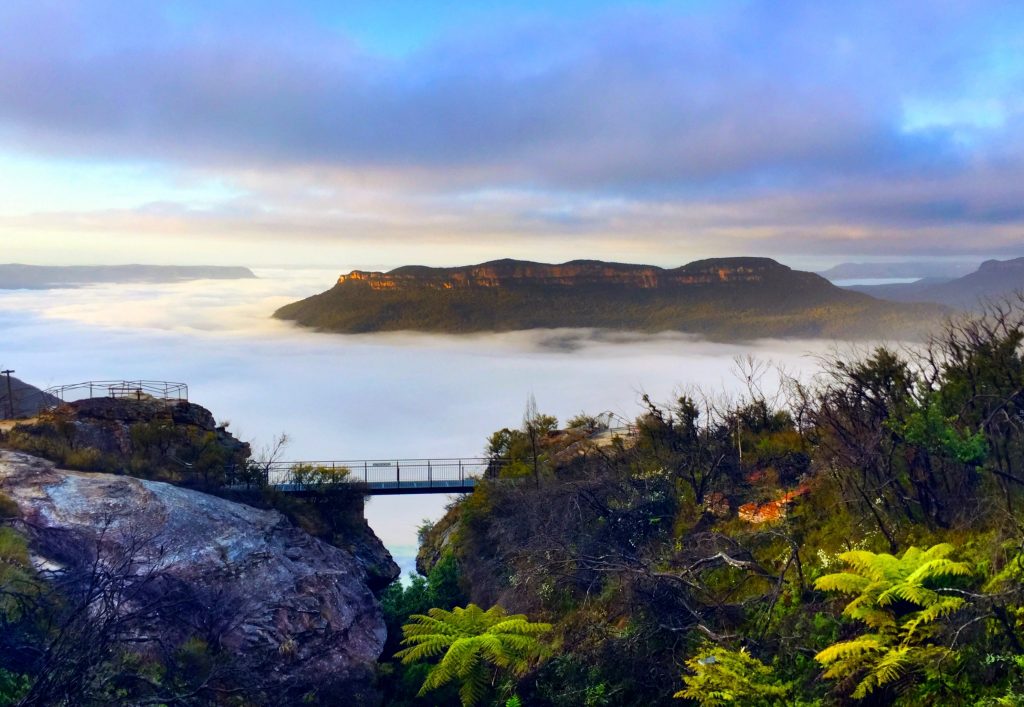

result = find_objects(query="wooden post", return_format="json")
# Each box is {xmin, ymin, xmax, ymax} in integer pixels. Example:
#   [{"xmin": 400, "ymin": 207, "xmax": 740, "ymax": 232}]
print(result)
[{"xmin": 1, "ymin": 370, "xmax": 14, "ymax": 419}]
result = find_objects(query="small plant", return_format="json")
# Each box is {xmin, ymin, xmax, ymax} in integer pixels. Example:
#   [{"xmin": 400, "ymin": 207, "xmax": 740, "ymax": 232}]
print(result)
[{"xmin": 289, "ymin": 463, "xmax": 350, "ymax": 489}]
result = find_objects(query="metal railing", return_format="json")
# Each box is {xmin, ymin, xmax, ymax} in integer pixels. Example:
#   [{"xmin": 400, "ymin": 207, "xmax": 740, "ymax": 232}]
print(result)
[
  {"xmin": 244, "ymin": 458, "xmax": 504, "ymax": 495},
  {"xmin": 44, "ymin": 380, "xmax": 188, "ymax": 406}
]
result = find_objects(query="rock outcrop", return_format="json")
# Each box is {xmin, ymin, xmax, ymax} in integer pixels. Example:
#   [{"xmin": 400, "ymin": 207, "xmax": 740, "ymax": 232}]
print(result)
[
  {"xmin": 0, "ymin": 450, "xmax": 389, "ymax": 701},
  {"xmin": 2, "ymin": 396, "xmax": 399, "ymax": 590},
  {"xmin": 6, "ymin": 397, "xmax": 250, "ymax": 478},
  {"xmin": 276, "ymin": 256, "xmax": 948, "ymax": 341}
]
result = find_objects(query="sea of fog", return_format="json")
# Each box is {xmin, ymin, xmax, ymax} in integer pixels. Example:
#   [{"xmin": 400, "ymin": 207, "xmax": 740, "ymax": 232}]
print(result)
[{"xmin": 0, "ymin": 268, "xmax": 852, "ymax": 578}]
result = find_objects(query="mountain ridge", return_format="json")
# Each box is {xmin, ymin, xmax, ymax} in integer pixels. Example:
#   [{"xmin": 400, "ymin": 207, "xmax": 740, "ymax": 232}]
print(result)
[
  {"xmin": 848, "ymin": 256, "xmax": 1024, "ymax": 309},
  {"xmin": 338, "ymin": 257, "xmax": 797, "ymax": 291},
  {"xmin": 0, "ymin": 264, "xmax": 256, "ymax": 289},
  {"xmin": 818, "ymin": 260, "xmax": 978, "ymax": 281},
  {"xmin": 275, "ymin": 257, "xmax": 947, "ymax": 341}
]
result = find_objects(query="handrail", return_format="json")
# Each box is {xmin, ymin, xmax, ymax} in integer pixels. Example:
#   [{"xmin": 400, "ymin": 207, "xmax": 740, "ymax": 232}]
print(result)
[
  {"xmin": 236, "ymin": 457, "xmax": 506, "ymax": 494},
  {"xmin": 44, "ymin": 380, "xmax": 188, "ymax": 405}
]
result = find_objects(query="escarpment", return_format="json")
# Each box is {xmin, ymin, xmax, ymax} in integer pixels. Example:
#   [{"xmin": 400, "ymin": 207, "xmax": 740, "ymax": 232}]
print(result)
[
  {"xmin": 335, "ymin": 257, "xmax": 784, "ymax": 291},
  {"xmin": 275, "ymin": 257, "xmax": 948, "ymax": 340}
]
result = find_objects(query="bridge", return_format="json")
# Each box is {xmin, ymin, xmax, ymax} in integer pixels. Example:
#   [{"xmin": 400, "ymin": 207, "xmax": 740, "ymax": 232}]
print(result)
[
  {"xmin": 239, "ymin": 458, "xmax": 504, "ymax": 495},
  {"xmin": 36, "ymin": 378, "xmax": 635, "ymax": 496}
]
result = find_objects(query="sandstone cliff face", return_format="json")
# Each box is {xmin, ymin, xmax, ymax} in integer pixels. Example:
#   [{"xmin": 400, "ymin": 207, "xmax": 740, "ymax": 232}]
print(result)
[
  {"xmin": 0, "ymin": 450, "xmax": 388, "ymax": 701},
  {"xmin": 336, "ymin": 257, "xmax": 788, "ymax": 291}
]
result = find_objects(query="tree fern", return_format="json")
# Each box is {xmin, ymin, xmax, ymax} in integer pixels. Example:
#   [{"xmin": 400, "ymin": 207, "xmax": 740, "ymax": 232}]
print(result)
[
  {"xmin": 396, "ymin": 603, "xmax": 552, "ymax": 706},
  {"xmin": 814, "ymin": 544, "xmax": 973, "ymax": 699}
]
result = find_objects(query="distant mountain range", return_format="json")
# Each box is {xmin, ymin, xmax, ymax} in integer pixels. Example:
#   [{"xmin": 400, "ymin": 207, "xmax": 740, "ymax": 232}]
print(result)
[
  {"xmin": 0, "ymin": 376, "xmax": 59, "ymax": 418},
  {"xmin": 274, "ymin": 257, "xmax": 947, "ymax": 341},
  {"xmin": 847, "ymin": 257, "xmax": 1024, "ymax": 310},
  {"xmin": 818, "ymin": 260, "xmax": 979, "ymax": 281},
  {"xmin": 0, "ymin": 264, "xmax": 256, "ymax": 289}
]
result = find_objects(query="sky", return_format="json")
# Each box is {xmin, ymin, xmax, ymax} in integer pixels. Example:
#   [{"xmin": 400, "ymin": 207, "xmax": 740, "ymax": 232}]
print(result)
[{"xmin": 1, "ymin": 0, "xmax": 1023, "ymax": 267}]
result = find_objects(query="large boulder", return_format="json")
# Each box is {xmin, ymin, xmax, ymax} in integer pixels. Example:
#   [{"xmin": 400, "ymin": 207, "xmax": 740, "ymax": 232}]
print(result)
[{"xmin": 0, "ymin": 450, "xmax": 388, "ymax": 703}]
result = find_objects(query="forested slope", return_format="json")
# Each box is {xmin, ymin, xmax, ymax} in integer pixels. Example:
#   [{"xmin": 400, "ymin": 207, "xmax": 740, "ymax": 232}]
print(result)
[{"xmin": 383, "ymin": 305, "xmax": 1024, "ymax": 706}]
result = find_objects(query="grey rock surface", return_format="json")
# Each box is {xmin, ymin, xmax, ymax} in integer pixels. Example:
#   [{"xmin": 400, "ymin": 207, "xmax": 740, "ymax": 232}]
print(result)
[{"xmin": 0, "ymin": 450, "xmax": 389, "ymax": 701}]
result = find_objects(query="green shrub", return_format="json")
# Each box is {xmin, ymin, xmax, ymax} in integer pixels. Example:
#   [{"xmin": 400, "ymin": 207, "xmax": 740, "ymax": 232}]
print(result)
[{"xmin": 676, "ymin": 646, "xmax": 793, "ymax": 706}]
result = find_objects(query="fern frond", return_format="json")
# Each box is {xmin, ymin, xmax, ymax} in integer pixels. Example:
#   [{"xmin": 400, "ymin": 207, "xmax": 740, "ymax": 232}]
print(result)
[
  {"xmin": 459, "ymin": 660, "xmax": 490, "ymax": 707},
  {"xmin": 839, "ymin": 550, "xmax": 884, "ymax": 578},
  {"xmin": 878, "ymin": 583, "xmax": 938, "ymax": 608},
  {"xmin": 843, "ymin": 593, "xmax": 896, "ymax": 629},
  {"xmin": 420, "ymin": 640, "xmax": 465, "ymax": 693},
  {"xmin": 920, "ymin": 543, "xmax": 955, "ymax": 561},
  {"xmin": 904, "ymin": 558, "xmax": 972, "ymax": 585},
  {"xmin": 815, "ymin": 637, "xmax": 885, "ymax": 666},
  {"xmin": 903, "ymin": 597, "xmax": 965, "ymax": 638},
  {"xmin": 395, "ymin": 636, "xmax": 455, "ymax": 664},
  {"xmin": 846, "ymin": 606, "xmax": 896, "ymax": 630},
  {"xmin": 815, "ymin": 572, "xmax": 871, "ymax": 595},
  {"xmin": 868, "ymin": 646, "xmax": 911, "ymax": 688},
  {"xmin": 401, "ymin": 603, "xmax": 551, "ymax": 705},
  {"xmin": 490, "ymin": 618, "xmax": 553, "ymax": 635}
]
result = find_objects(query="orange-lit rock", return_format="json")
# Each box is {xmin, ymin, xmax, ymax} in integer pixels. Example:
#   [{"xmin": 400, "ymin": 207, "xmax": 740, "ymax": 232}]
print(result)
[
  {"xmin": 334, "ymin": 258, "xmax": 778, "ymax": 292},
  {"xmin": 737, "ymin": 484, "xmax": 810, "ymax": 524}
]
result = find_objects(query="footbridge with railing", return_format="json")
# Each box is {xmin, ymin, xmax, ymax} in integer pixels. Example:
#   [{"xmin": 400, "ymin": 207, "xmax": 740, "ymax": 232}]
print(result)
[
  {"xmin": 243, "ymin": 458, "xmax": 503, "ymax": 495},
  {"xmin": 35, "ymin": 379, "xmax": 637, "ymax": 496}
]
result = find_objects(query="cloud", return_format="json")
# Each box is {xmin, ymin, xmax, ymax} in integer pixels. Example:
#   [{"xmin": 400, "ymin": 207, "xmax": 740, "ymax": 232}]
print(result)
[
  {"xmin": 1, "ymin": 0, "xmax": 1023, "ymax": 257},
  {"xmin": 0, "ymin": 1, "xmax": 1017, "ymax": 185}
]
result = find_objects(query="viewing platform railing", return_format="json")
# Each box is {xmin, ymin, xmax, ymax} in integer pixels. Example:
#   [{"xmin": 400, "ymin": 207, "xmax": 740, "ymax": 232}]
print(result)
[{"xmin": 44, "ymin": 380, "xmax": 189, "ymax": 406}]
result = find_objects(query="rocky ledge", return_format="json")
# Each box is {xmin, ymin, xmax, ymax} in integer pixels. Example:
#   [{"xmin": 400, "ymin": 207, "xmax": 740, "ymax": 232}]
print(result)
[{"xmin": 0, "ymin": 450, "xmax": 389, "ymax": 701}]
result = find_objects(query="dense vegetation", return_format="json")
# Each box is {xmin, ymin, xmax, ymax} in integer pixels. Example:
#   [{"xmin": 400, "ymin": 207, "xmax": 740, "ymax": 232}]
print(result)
[
  {"xmin": 384, "ymin": 303, "xmax": 1024, "ymax": 705},
  {"xmin": 274, "ymin": 258, "xmax": 944, "ymax": 341}
]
